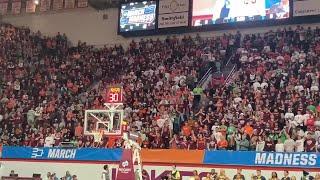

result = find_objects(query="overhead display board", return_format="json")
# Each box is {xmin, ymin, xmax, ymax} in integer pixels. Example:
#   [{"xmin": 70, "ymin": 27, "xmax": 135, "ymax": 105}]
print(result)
[
  {"xmin": 192, "ymin": 0, "xmax": 290, "ymax": 26},
  {"xmin": 119, "ymin": 1, "xmax": 156, "ymax": 32},
  {"xmin": 293, "ymin": 0, "xmax": 320, "ymax": 17},
  {"xmin": 158, "ymin": 0, "xmax": 190, "ymax": 28}
]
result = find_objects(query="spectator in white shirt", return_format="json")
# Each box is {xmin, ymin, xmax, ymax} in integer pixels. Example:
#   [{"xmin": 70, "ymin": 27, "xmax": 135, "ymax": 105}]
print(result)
[
  {"xmin": 296, "ymin": 127, "xmax": 306, "ymax": 138},
  {"xmin": 253, "ymin": 81, "xmax": 261, "ymax": 91},
  {"xmin": 294, "ymin": 85, "xmax": 304, "ymax": 92},
  {"xmin": 212, "ymin": 126, "xmax": 222, "ymax": 143},
  {"xmin": 256, "ymin": 136, "xmax": 265, "ymax": 152},
  {"xmin": 260, "ymin": 80, "xmax": 268, "ymax": 89},
  {"xmin": 284, "ymin": 135, "xmax": 295, "ymax": 152},
  {"xmin": 284, "ymin": 109, "xmax": 294, "ymax": 121},
  {"xmin": 101, "ymin": 165, "xmax": 110, "ymax": 180},
  {"xmin": 45, "ymin": 133, "xmax": 55, "ymax": 147},
  {"xmin": 292, "ymin": 112, "xmax": 304, "ymax": 127},
  {"xmin": 45, "ymin": 172, "xmax": 51, "ymax": 180},
  {"xmin": 315, "ymin": 127, "xmax": 320, "ymax": 141},
  {"xmin": 234, "ymin": 97, "xmax": 242, "ymax": 104},
  {"xmin": 295, "ymin": 135, "xmax": 305, "ymax": 152},
  {"xmin": 275, "ymin": 139, "xmax": 284, "ymax": 152}
]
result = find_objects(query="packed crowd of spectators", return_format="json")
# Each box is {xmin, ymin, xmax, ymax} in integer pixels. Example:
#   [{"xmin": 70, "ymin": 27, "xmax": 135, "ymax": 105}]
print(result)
[
  {"xmin": 0, "ymin": 23, "xmax": 319, "ymax": 152},
  {"xmin": 0, "ymin": 23, "xmax": 229, "ymax": 148},
  {"xmin": 197, "ymin": 25, "xmax": 320, "ymax": 152},
  {"xmin": 129, "ymin": 25, "xmax": 320, "ymax": 153}
]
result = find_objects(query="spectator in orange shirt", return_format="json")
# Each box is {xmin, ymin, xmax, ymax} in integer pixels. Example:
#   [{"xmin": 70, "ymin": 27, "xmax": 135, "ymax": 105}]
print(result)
[
  {"xmin": 74, "ymin": 123, "xmax": 83, "ymax": 137},
  {"xmin": 244, "ymin": 122, "xmax": 254, "ymax": 137},
  {"xmin": 106, "ymin": 137, "xmax": 116, "ymax": 148},
  {"xmin": 217, "ymin": 136, "xmax": 228, "ymax": 150},
  {"xmin": 71, "ymin": 84, "xmax": 79, "ymax": 94},
  {"xmin": 93, "ymin": 98, "xmax": 102, "ymax": 109},
  {"xmin": 66, "ymin": 111, "xmax": 74, "ymax": 122},
  {"xmin": 182, "ymin": 122, "xmax": 192, "ymax": 137},
  {"xmin": 6, "ymin": 98, "xmax": 16, "ymax": 110},
  {"xmin": 46, "ymin": 102, "xmax": 55, "ymax": 113}
]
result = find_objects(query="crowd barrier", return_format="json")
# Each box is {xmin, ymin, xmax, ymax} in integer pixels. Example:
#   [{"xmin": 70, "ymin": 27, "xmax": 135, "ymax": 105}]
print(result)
[{"xmin": 1, "ymin": 146, "xmax": 319, "ymax": 169}]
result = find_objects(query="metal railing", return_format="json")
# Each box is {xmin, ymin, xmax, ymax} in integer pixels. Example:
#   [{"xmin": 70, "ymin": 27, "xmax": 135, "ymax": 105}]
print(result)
[
  {"xmin": 197, "ymin": 67, "xmax": 213, "ymax": 88},
  {"xmin": 197, "ymin": 51, "xmax": 235, "ymax": 88},
  {"xmin": 225, "ymin": 53, "xmax": 235, "ymax": 67},
  {"xmin": 223, "ymin": 64, "xmax": 237, "ymax": 89}
]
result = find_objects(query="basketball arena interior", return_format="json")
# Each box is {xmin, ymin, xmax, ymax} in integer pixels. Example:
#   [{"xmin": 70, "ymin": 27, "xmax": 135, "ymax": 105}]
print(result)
[{"xmin": 0, "ymin": 0, "xmax": 320, "ymax": 179}]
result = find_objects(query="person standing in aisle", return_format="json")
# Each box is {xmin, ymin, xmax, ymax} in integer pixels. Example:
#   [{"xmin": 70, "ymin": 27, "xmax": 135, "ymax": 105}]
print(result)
[{"xmin": 101, "ymin": 164, "xmax": 110, "ymax": 180}]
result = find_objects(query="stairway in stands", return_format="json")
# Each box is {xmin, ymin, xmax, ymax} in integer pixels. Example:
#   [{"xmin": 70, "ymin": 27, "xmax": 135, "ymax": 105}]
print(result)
[{"xmin": 199, "ymin": 52, "xmax": 237, "ymax": 91}]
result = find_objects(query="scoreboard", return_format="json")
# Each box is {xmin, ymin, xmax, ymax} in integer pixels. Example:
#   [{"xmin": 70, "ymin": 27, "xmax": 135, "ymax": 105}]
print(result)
[
  {"xmin": 119, "ymin": 1, "xmax": 156, "ymax": 32},
  {"xmin": 106, "ymin": 86, "xmax": 123, "ymax": 104}
]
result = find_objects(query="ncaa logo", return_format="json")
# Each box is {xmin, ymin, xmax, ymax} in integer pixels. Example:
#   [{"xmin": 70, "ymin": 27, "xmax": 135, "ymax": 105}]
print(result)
[
  {"xmin": 31, "ymin": 148, "xmax": 44, "ymax": 158},
  {"xmin": 122, "ymin": 160, "xmax": 129, "ymax": 168}
]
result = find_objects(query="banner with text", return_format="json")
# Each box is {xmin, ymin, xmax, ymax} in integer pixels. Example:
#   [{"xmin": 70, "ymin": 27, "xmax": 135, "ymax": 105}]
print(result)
[
  {"xmin": 158, "ymin": 0, "xmax": 189, "ymax": 28},
  {"xmin": 2, "ymin": 146, "xmax": 319, "ymax": 169},
  {"xmin": 1, "ymin": 146, "xmax": 122, "ymax": 161},
  {"xmin": 40, "ymin": 0, "xmax": 51, "ymax": 12},
  {"xmin": 64, "ymin": 0, "xmax": 75, "ymax": 9},
  {"xmin": 26, "ymin": 0, "xmax": 36, "ymax": 13},
  {"xmin": 158, "ymin": 12, "xmax": 189, "ymax": 28},
  {"xmin": 116, "ymin": 149, "xmax": 135, "ymax": 180},
  {"xmin": 293, "ymin": 0, "xmax": 320, "ymax": 17},
  {"xmin": 159, "ymin": 0, "xmax": 189, "ymax": 14},
  {"xmin": 11, "ymin": 1, "xmax": 21, "ymax": 14},
  {"xmin": 0, "ymin": 0, "xmax": 7, "ymax": 15},
  {"xmin": 204, "ymin": 151, "xmax": 319, "ymax": 168},
  {"xmin": 77, "ymin": 0, "xmax": 87, "ymax": 8},
  {"xmin": 52, "ymin": 0, "xmax": 63, "ymax": 10}
]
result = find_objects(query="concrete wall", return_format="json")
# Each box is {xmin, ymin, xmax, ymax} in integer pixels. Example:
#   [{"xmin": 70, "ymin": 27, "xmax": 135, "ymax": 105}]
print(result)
[{"xmin": 2, "ymin": 8, "xmax": 127, "ymax": 46}]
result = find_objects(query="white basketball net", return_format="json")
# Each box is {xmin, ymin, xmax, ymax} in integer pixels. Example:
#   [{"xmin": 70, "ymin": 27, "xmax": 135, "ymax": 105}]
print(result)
[{"xmin": 93, "ymin": 131, "xmax": 103, "ymax": 143}]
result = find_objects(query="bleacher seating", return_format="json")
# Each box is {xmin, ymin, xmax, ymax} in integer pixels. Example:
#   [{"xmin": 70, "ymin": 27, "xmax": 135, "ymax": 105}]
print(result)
[{"xmin": 0, "ymin": 23, "xmax": 319, "ymax": 153}]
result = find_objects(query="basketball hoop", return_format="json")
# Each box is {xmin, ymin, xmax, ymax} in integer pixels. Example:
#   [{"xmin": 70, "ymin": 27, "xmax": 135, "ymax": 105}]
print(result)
[
  {"xmin": 84, "ymin": 85, "xmax": 124, "ymax": 141},
  {"xmin": 93, "ymin": 130, "xmax": 104, "ymax": 143}
]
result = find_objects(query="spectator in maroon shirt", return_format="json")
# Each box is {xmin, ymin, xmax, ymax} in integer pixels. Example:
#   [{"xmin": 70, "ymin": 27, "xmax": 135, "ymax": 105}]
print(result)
[
  {"xmin": 180, "ymin": 136, "xmax": 189, "ymax": 150},
  {"xmin": 151, "ymin": 133, "xmax": 164, "ymax": 149},
  {"xmin": 197, "ymin": 134, "xmax": 207, "ymax": 150},
  {"xmin": 305, "ymin": 133, "xmax": 316, "ymax": 152},
  {"xmin": 264, "ymin": 136, "xmax": 275, "ymax": 152}
]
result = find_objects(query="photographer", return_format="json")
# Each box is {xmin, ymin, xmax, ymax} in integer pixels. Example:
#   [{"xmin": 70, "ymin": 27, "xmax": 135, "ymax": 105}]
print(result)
[
  {"xmin": 171, "ymin": 165, "xmax": 181, "ymax": 180},
  {"xmin": 251, "ymin": 170, "xmax": 266, "ymax": 180},
  {"xmin": 301, "ymin": 171, "xmax": 314, "ymax": 180}
]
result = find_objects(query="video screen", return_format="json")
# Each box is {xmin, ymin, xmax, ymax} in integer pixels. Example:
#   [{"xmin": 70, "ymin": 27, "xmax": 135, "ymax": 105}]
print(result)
[
  {"xmin": 192, "ymin": 0, "xmax": 290, "ymax": 26},
  {"xmin": 119, "ymin": 1, "xmax": 156, "ymax": 32}
]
